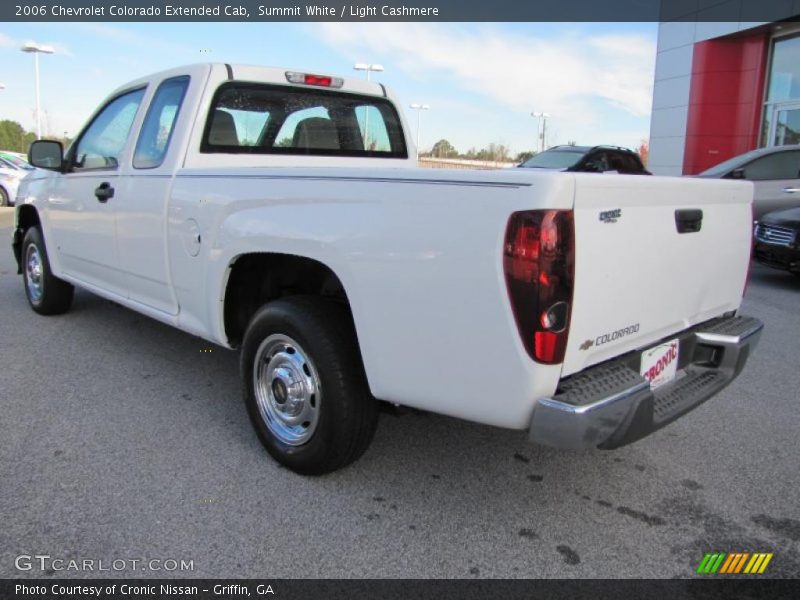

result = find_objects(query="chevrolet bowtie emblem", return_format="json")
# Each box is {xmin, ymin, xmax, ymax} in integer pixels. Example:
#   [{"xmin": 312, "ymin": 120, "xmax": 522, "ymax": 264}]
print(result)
[{"xmin": 580, "ymin": 339, "xmax": 594, "ymax": 351}]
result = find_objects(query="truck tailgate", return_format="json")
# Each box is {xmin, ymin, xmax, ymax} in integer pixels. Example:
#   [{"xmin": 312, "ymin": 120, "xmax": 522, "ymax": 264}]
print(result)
[{"xmin": 562, "ymin": 174, "xmax": 753, "ymax": 377}]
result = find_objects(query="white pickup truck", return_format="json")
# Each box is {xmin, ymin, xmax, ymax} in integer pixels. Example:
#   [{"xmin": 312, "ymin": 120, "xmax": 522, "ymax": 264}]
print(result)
[{"xmin": 13, "ymin": 63, "xmax": 763, "ymax": 474}]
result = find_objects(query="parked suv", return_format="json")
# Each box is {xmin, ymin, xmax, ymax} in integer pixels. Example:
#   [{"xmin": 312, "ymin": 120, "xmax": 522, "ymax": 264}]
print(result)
[
  {"xmin": 753, "ymin": 207, "xmax": 800, "ymax": 278},
  {"xmin": 698, "ymin": 145, "xmax": 800, "ymax": 220},
  {"xmin": 518, "ymin": 145, "xmax": 650, "ymax": 175}
]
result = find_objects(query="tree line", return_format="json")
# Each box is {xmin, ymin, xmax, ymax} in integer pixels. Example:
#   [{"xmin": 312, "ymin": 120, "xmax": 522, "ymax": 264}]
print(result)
[
  {"xmin": 0, "ymin": 120, "xmax": 37, "ymax": 154},
  {"xmin": 0, "ymin": 119, "xmax": 73, "ymax": 154},
  {"xmin": 423, "ymin": 139, "xmax": 535, "ymax": 163},
  {"xmin": 424, "ymin": 138, "xmax": 649, "ymax": 165}
]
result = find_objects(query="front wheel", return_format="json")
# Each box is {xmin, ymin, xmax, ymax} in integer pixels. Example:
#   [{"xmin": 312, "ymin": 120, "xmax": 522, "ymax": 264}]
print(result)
[
  {"xmin": 241, "ymin": 296, "xmax": 378, "ymax": 475},
  {"xmin": 22, "ymin": 227, "xmax": 74, "ymax": 315},
  {"xmin": 0, "ymin": 187, "xmax": 8, "ymax": 207}
]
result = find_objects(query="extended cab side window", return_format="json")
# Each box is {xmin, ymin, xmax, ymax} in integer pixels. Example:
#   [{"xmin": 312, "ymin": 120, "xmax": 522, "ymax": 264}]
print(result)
[
  {"xmin": 742, "ymin": 151, "xmax": 800, "ymax": 180},
  {"xmin": 72, "ymin": 88, "xmax": 145, "ymax": 170},
  {"xmin": 134, "ymin": 76, "xmax": 190, "ymax": 169}
]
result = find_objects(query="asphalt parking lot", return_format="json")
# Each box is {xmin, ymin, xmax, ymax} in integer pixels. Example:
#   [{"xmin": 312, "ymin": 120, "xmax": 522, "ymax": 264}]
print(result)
[{"xmin": 1, "ymin": 208, "xmax": 798, "ymax": 579}]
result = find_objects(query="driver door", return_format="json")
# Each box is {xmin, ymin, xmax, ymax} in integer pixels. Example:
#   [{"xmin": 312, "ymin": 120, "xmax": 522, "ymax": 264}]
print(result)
[{"xmin": 48, "ymin": 88, "xmax": 145, "ymax": 297}]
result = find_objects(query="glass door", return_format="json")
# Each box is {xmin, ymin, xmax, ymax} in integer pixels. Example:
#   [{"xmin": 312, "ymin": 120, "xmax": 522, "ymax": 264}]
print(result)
[
  {"xmin": 761, "ymin": 32, "xmax": 800, "ymax": 147},
  {"xmin": 769, "ymin": 102, "xmax": 800, "ymax": 146}
]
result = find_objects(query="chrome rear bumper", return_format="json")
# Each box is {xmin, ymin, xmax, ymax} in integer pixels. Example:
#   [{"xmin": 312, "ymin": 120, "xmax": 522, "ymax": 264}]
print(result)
[{"xmin": 529, "ymin": 315, "xmax": 764, "ymax": 450}]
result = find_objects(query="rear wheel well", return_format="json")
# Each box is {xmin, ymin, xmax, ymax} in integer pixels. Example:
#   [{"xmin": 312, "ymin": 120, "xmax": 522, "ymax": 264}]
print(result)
[{"xmin": 223, "ymin": 253, "xmax": 350, "ymax": 348}]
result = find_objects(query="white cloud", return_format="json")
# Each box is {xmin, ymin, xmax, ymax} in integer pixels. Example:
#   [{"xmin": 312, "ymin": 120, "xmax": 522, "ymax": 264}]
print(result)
[
  {"xmin": 64, "ymin": 23, "xmax": 195, "ymax": 56},
  {"xmin": 0, "ymin": 32, "xmax": 17, "ymax": 48},
  {"xmin": 317, "ymin": 23, "xmax": 655, "ymax": 124}
]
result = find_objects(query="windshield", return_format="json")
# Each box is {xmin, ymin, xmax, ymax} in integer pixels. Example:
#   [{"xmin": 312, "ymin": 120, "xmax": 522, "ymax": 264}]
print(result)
[
  {"xmin": 699, "ymin": 148, "xmax": 766, "ymax": 177},
  {"xmin": 0, "ymin": 154, "xmax": 34, "ymax": 170},
  {"xmin": 520, "ymin": 148, "xmax": 585, "ymax": 169}
]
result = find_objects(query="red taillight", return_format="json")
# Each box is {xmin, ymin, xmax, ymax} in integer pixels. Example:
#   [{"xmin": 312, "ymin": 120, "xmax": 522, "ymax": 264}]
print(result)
[{"xmin": 503, "ymin": 210, "xmax": 575, "ymax": 364}]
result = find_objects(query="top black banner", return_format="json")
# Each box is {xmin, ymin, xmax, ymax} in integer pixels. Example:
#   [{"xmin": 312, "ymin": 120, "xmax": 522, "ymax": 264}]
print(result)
[{"xmin": 3, "ymin": 0, "xmax": 800, "ymax": 22}]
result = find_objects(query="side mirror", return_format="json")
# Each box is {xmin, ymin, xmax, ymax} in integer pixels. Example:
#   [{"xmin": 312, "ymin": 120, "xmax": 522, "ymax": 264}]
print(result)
[
  {"xmin": 729, "ymin": 167, "xmax": 746, "ymax": 180},
  {"xmin": 28, "ymin": 140, "xmax": 65, "ymax": 172}
]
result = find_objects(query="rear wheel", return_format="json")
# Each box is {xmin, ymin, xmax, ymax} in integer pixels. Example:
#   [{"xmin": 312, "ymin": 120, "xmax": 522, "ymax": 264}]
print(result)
[
  {"xmin": 0, "ymin": 187, "xmax": 8, "ymax": 207},
  {"xmin": 241, "ymin": 296, "xmax": 378, "ymax": 475},
  {"xmin": 22, "ymin": 227, "xmax": 74, "ymax": 315}
]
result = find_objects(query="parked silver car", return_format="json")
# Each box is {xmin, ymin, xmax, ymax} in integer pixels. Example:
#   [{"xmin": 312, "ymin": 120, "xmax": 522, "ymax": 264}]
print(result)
[{"xmin": 698, "ymin": 145, "xmax": 800, "ymax": 220}]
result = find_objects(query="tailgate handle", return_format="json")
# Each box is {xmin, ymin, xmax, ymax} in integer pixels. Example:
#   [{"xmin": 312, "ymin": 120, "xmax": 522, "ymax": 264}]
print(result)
[{"xmin": 675, "ymin": 209, "xmax": 703, "ymax": 234}]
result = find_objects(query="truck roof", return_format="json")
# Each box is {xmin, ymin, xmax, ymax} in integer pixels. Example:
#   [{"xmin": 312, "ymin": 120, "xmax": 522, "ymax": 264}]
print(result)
[{"xmin": 110, "ymin": 63, "xmax": 388, "ymax": 99}]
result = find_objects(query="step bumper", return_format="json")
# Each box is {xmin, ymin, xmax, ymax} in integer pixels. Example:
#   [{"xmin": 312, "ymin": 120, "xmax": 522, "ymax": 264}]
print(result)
[{"xmin": 529, "ymin": 315, "xmax": 764, "ymax": 450}]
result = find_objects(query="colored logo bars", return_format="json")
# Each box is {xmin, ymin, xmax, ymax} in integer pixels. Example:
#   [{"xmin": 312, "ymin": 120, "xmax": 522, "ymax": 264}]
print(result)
[{"xmin": 696, "ymin": 552, "xmax": 773, "ymax": 575}]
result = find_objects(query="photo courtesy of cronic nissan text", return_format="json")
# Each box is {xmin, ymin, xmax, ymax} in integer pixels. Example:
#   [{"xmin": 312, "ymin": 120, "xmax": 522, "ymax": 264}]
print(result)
[{"xmin": 0, "ymin": 1, "xmax": 798, "ymax": 598}]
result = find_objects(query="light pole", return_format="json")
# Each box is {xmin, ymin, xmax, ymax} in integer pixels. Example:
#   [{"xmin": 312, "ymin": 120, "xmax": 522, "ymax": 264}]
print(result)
[
  {"xmin": 21, "ymin": 41, "xmax": 55, "ymax": 139},
  {"xmin": 409, "ymin": 104, "xmax": 430, "ymax": 160},
  {"xmin": 353, "ymin": 62, "xmax": 384, "ymax": 82},
  {"xmin": 354, "ymin": 63, "xmax": 384, "ymax": 149},
  {"xmin": 531, "ymin": 111, "xmax": 551, "ymax": 153}
]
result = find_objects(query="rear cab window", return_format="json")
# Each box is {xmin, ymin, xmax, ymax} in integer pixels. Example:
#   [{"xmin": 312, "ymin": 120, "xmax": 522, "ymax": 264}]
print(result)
[{"xmin": 201, "ymin": 82, "xmax": 407, "ymax": 158}]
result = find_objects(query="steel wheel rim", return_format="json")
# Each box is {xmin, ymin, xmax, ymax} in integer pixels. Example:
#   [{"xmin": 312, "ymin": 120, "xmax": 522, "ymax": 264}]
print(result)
[
  {"xmin": 253, "ymin": 333, "xmax": 321, "ymax": 446},
  {"xmin": 25, "ymin": 244, "xmax": 44, "ymax": 302}
]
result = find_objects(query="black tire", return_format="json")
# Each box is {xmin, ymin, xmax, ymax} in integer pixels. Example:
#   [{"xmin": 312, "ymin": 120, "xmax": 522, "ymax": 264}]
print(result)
[
  {"xmin": 22, "ymin": 227, "xmax": 74, "ymax": 315},
  {"xmin": 241, "ymin": 296, "xmax": 378, "ymax": 475},
  {"xmin": 0, "ymin": 187, "xmax": 8, "ymax": 207}
]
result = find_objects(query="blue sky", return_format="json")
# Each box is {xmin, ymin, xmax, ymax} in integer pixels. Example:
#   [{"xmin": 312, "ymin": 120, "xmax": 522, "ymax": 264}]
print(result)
[{"xmin": 0, "ymin": 22, "xmax": 658, "ymax": 155}]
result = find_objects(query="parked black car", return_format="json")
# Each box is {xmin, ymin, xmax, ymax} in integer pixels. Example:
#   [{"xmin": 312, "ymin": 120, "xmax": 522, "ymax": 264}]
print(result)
[
  {"xmin": 753, "ymin": 207, "xmax": 800, "ymax": 278},
  {"xmin": 518, "ymin": 145, "xmax": 651, "ymax": 175}
]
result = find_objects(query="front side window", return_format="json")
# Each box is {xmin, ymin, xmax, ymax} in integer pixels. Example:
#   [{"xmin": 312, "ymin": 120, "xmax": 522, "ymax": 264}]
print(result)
[
  {"xmin": 201, "ymin": 83, "xmax": 407, "ymax": 158},
  {"xmin": 134, "ymin": 76, "xmax": 190, "ymax": 169},
  {"xmin": 608, "ymin": 152, "xmax": 643, "ymax": 174},
  {"xmin": 582, "ymin": 151, "xmax": 610, "ymax": 172},
  {"xmin": 743, "ymin": 151, "xmax": 800, "ymax": 180},
  {"xmin": 73, "ymin": 88, "xmax": 145, "ymax": 170}
]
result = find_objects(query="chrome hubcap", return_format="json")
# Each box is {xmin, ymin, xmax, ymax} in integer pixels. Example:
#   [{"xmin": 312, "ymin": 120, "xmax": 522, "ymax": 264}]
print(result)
[
  {"xmin": 25, "ymin": 244, "xmax": 44, "ymax": 302},
  {"xmin": 253, "ymin": 334, "xmax": 321, "ymax": 446}
]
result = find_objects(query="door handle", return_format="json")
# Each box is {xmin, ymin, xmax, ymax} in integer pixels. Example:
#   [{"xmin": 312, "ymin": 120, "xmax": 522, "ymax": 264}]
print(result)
[
  {"xmin": 783, "ymin": 187, "xmax": 800, "ymax": 193},
  {"xmin": 675, "ymin": 208, "xmax": 703, "ymax": 234},
  {"xmin": 95, "ymin": 182, "xmax": 114, "ymax": 203}
]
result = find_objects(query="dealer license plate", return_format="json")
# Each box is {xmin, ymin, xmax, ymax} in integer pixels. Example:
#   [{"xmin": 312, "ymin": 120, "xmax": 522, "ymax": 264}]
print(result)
[{"xmin": 640, "ymin": 339, "xmax": 679, "ymax": 390}]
